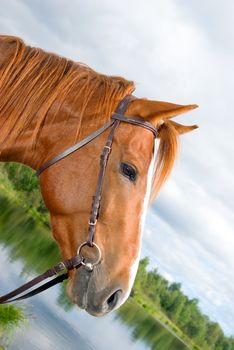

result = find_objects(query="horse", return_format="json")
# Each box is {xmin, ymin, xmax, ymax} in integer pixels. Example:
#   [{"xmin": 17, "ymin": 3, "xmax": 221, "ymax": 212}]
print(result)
[{"xmin": 0, "ymin": 35, "xmax": 198, "ymax": 316}]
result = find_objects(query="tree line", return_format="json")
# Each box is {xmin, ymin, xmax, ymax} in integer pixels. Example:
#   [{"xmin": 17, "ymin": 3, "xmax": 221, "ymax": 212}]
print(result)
[{"xmin": 133, "ymin": 258, "xmax": 234, "ymax": 350}]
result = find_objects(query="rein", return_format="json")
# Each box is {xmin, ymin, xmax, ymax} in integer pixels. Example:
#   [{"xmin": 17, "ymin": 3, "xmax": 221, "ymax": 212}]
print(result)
[{"xmin": 0, "ymin": 95, "xmax": 158, "ymax": 304}]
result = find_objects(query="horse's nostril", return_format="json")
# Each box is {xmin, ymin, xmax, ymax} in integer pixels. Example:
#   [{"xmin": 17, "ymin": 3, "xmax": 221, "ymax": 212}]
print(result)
[{"xmin": 107, "ymin": 289, "xmax": 122, "ymax": 310}]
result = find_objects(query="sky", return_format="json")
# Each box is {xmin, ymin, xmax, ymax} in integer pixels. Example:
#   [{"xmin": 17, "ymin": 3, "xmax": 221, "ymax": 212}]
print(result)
[{"xmin": 0, "ymin": 0, "xmax": 233, "ymax": 337}]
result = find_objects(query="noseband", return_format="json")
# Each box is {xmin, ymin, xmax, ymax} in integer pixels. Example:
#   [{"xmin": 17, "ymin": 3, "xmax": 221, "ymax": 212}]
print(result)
[{"xmin": 0, "ymin": 95, "xmax": 158, "ymax": 304}]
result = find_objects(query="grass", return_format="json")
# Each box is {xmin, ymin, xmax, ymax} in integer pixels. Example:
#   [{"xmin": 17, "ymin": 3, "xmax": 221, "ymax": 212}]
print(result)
[
  {"xmin": 0, "ymin": 305, "xmax": 25, "ymax": 331},
  {"xmin": 0, "ymin": 304, "xmax": 28, "ymax": 348}
]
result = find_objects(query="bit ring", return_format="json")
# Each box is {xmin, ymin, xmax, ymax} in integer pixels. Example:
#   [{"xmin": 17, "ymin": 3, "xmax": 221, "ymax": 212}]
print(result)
[{"xmin": 77, "ymin": 242, "xmax": 102, "ymax": 271}]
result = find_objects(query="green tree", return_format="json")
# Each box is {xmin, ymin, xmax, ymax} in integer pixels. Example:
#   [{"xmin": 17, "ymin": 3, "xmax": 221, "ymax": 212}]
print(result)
[
  {"xmin": 166, "ymin": 294, "xmax": 186, "ymax": 322},
  {"xmin": 134, "ymin": 257, "xmax": 149, "ymax": 291},
  {"xmin": 205, "ymin": 322, "xmax": 223, "ymax": 348}
]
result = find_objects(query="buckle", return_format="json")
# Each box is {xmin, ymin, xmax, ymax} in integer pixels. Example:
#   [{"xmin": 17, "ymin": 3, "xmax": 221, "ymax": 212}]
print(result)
[
  {"xmin": 88, "ymin": 219, "xmax": 97, "ymax": 226},
  {"xmin": 55, "ymin": 262, "xmax": 67, "ymax": 274}
]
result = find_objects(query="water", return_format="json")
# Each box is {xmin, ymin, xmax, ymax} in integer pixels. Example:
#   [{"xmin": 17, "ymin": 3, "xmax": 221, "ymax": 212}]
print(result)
[{"xmin": 0, "ymin": 195, "xmax": 189, "ymax": 350}]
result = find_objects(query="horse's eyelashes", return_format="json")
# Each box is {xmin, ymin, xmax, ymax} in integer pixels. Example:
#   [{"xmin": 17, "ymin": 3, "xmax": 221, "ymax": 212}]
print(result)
[{"xmin": 120, "ymin": 162, "xmax": 137, "ymax": 182}]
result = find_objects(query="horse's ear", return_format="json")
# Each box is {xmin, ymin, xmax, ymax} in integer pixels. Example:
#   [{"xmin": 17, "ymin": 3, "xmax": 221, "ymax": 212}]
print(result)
[
  {"xmin": 127, "ymin": 98, "xmax": 198, "ymax": 128},
  {"xmin": 167, "ymin": 120, "xmax": 198, "ymax": 135}
]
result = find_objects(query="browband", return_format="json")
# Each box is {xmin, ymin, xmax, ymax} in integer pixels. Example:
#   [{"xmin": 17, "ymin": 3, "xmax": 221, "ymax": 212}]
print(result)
[{"xmin": 111, "ymin": 113, "xmax": 158, "ymax": 138}]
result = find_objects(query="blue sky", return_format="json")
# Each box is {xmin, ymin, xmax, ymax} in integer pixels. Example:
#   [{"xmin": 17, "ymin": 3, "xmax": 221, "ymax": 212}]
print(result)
[{"xmin": 0, "ymin": 0, "xmax": 233, "ymax": 336}]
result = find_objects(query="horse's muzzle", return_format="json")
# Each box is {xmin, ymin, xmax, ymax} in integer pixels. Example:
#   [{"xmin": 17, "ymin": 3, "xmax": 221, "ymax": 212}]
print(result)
[{"xmin": 70, "ymin": 264, "xmax": 124, "ymax": 317}]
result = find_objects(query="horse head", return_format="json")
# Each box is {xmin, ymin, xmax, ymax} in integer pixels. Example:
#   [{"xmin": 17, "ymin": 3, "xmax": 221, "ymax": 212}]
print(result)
[{"xmin": 39, "ymin": 97, "xmax": 198, "ymax": 316}]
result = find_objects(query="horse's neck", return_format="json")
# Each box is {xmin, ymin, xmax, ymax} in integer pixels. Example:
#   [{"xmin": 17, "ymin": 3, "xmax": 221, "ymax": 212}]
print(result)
[
  {"xmin": 0, "ymin": 91, "xmax": 81, "ymax": 171},
  {"xmin": 0, "ymin": 107, "xmax": 82, "ymax": 170}
]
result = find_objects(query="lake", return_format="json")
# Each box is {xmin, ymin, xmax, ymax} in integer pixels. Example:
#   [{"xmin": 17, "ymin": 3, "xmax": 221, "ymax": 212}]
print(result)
[{"xmin": 0, "ymin": 194, "xmax": 190, "ymax": 350}]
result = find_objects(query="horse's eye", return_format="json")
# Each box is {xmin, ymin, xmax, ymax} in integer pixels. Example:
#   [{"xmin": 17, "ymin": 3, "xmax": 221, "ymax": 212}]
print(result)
[{"xmin": 120, "ymin": 163, "xmax": 137, "ymax": 182}]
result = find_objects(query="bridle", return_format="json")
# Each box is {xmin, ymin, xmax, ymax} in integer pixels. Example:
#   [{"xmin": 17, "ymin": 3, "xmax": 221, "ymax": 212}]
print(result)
[{"xmin": 0, "ymin": 95, "xmax": 158, "ymax": 304}]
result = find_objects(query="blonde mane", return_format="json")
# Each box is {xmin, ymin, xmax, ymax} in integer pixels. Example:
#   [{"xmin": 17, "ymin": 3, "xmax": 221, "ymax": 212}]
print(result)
[{"xmin": 0, "ymin": 35, "xmax": 135, "ymax": 145}]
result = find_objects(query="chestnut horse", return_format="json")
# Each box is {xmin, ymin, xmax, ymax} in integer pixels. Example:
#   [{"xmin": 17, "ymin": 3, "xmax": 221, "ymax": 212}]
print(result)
[{"xmin": 0, "ymin": 36, "xmax": 198, "ymax": 316}]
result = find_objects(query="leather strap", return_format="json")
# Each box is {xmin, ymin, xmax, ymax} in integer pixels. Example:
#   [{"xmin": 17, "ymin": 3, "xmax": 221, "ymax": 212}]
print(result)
[
  {"xmin": 1, "ymin": 274, "xmax": 68, "ymax": 304},
  {"xmin": 86, "ymin": 96, "xmax": 132, "ymax": 245},
  {"xmin": 36, "ymin": 119, "xmax": 115, "ymax": 176},
  {"xmin": 87, "ymin": 120, "xmax": 120, "ymax": 245},
  {"xmin": 0, "ymin": 255, "xmax": 82, "ymax": 304},
  {"xmin": 112, "ymin": 113, "xmax": 158, "ymax": 138}
]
